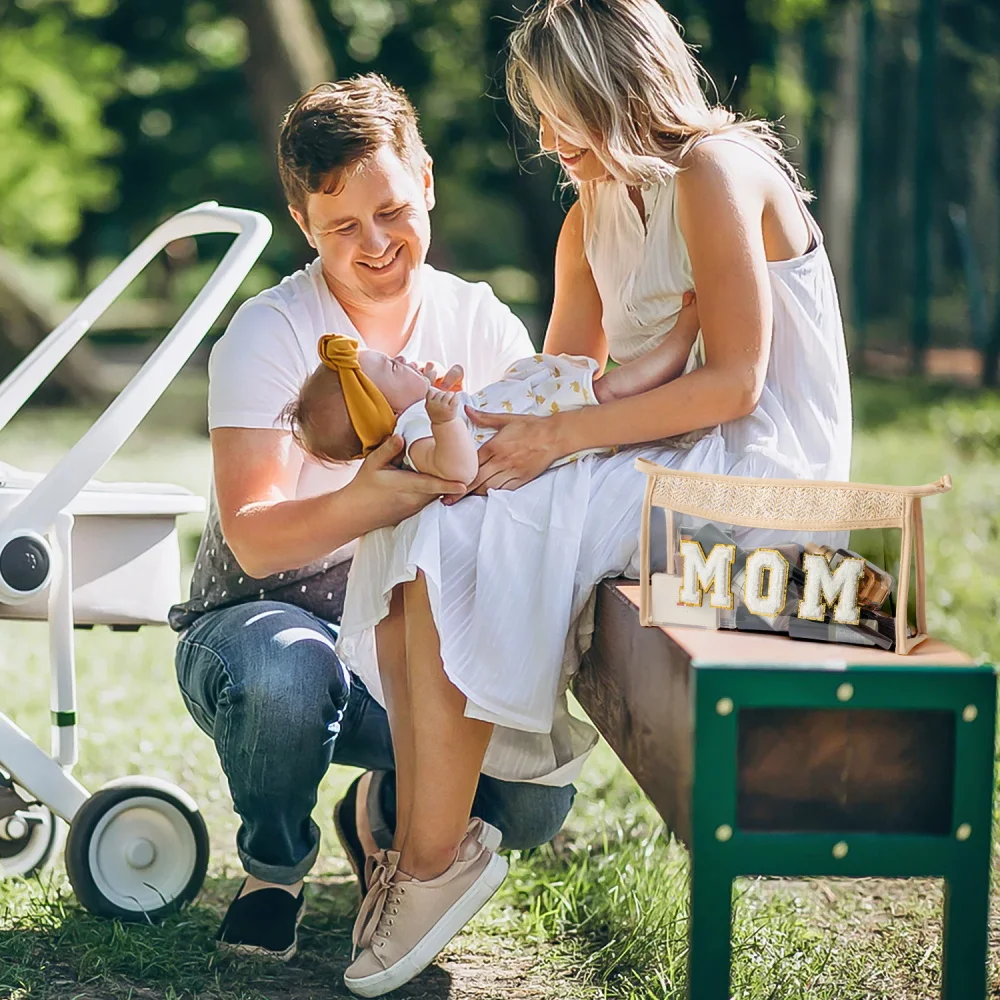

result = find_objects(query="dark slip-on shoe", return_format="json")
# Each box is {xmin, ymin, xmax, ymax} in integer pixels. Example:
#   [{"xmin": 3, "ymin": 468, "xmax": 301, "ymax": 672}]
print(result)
[{"xmin": 216, "ymin": 882, "xmax": 305, "ymax": 961}]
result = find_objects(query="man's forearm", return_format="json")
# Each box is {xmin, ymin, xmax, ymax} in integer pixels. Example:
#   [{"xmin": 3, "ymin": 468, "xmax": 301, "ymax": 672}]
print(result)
[{"xmin": 224, "ymin": 482, "xmax": 390, "ymax": 579}]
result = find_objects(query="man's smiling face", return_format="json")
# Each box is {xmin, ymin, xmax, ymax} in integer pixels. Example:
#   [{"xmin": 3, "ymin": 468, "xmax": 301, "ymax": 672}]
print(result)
[{"xmin": 290, "ymin": 144, "xmax": 434, "ymax": 309}]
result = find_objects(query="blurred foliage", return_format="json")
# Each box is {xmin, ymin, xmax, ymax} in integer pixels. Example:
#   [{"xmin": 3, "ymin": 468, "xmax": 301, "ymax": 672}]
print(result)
[
  {"xmin": 0, "ymin": 0, "xmax": 996, "ymax": 345},
  {"xmin": 0, "ymin": 0, "xmax": 840, "ymax": 284},
  {"xmin": 853, "ymin": 0, "xmax": 1000, "ymax": 341},
  {"xmin": 938, "ymin": 398, "xmax": 1000, "ymax": 457},
  {"xmin": 69, "ymin": 1, "xmax": 275, "ymax": 284},
  {"xmin": 847, "ymin": 378, "xmax": 1000, "ymax": 657},
  {"xmin": 0, "ymin": 0, "xmax": 121, "ymax": 248}
]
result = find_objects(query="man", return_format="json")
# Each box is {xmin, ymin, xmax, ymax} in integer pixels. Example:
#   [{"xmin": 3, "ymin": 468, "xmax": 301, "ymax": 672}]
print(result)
[{"xmin": 169, "ymin": 74, "xmax": 575, "ymax": 961}]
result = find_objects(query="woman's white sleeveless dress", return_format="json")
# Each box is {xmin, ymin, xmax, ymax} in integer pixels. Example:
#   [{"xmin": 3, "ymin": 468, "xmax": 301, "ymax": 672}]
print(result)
[{"xmin": 337, "ymin": 144, "xmax": 853, "ymax": 784}]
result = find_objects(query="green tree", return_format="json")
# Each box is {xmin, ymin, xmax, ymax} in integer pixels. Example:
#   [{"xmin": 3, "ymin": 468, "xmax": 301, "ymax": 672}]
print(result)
[{"xmin": 0, "ymin": 0, "xmax": 121, "ymax": 250}]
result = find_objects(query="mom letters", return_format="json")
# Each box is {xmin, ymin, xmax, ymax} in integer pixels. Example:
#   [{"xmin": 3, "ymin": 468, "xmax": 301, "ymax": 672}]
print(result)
[{"xmin": 677, "ymin": 540, "xmax": 865, "ymax": 625}]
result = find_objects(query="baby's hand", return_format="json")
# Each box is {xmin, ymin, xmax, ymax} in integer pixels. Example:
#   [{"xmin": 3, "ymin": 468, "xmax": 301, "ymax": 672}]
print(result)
[{"xmin": 425, "ymin": 386, "xmax": 461, "ymax": 424}]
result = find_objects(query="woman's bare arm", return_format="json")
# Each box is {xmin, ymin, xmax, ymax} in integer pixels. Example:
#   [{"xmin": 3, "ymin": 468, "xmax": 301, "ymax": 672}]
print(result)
[
  {"xmin": 542, "ymin": 200, "xmax": 608, "ymax": 367},
  {"xmin": 463, "ymin": 145, "xmax": 773, "ymax": 493},
  {"xmin": 553, "ymin": 144, "xmax": 772, "ymax": 449},
  {"xmin": 594, "ymin": 292, "xmax": 699, "ymax": 403}
]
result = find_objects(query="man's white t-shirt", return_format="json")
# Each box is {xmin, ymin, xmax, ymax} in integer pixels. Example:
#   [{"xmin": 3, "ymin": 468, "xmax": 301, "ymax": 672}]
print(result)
[
  {"xmin": 208, "ymin": 258, "xmax": 534, "ymax": 499},
  {"xmin": 168, "ymin": 257, "xmax": 534, "ymax": 633}
]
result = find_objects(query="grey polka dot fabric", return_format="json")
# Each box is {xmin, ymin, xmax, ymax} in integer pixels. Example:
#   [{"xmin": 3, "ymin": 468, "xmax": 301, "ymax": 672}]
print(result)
[{"xmin": 168, "ymin": 492, "xmax": 350, "ymax": 632}]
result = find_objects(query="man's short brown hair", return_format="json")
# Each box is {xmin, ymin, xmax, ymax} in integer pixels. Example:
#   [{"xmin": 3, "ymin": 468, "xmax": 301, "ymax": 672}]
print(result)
[{"xmin": 278, "ymin": 74, "xmax": 427, "ymax": 213}]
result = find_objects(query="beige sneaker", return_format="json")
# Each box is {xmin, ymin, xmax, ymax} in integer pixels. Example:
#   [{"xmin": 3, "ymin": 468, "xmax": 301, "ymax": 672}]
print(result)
[
  {"xmin": 338, "ymin": 810, "xmax": 501, "ymax": 903},
  {"xmin": 466, "ymin": 817, "xmax": 502, "ymax": 852},
  {"xmin": 343, "ymin": 834, "xmax": 508, "ymax": 997}
]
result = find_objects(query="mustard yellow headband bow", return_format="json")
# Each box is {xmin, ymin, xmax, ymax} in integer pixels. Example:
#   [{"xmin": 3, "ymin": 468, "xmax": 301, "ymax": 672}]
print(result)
[{"xmin": 317, "ymin": 334, "xmax": 397, "ymax": 459}]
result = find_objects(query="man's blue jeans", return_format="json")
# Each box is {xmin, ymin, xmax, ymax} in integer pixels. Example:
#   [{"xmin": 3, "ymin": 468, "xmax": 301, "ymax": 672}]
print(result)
[{"xmin": 175, "ymin": 601, "xmax": 576, "ymax": 884}]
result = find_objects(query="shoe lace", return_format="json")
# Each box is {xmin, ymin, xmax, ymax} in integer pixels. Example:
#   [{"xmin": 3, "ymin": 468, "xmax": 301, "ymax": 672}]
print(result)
[{"xmin": 351, "ymin": 850, "xmax": 403, "ymax": 959}]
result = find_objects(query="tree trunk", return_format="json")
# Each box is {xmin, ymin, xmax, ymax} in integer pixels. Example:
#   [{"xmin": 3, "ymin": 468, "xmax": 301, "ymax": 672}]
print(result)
[
  {"xmin": 229, "ymin": 0, "xmax": 336, "ymax": 182},
  {"xmin": 229, "ymin": 0, "xmax": 337, "ymax": 267},
  {"xmin": 910, "ymin": 0, "xmax": 940, "ymax": 374},
  {"xmin": 820, "ymin": 1, "xmax": 861, "ymax": 350},
  {"xmin": 0, "ymin": 249, "xmax": 109, "ymax": 405},
  {"xmin": 778, "ymin": 34, "xmax": 808, "ymax": 176},
  {"xmin": 700, "ymin": 0, "xmax": 768, "ymax": 107},
  {"xmin": 983, "ymin": 109, "xmax": 1000, "ymax": 388}
]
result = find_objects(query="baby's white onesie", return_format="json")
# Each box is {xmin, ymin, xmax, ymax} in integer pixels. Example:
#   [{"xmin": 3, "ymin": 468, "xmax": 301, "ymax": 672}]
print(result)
[{"xmin": 395, "ymin": 353, "xmax": 607, "ymax": 470}]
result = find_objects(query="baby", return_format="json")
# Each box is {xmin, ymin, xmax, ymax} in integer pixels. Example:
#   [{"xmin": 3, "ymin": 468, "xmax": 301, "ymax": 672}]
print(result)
[{"xmin": 284, "ymin": 294, "xmax": 701, "ymax": 483}]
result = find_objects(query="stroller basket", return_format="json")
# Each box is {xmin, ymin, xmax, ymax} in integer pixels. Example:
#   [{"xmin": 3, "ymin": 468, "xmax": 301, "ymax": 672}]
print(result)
[{"xmin": 0, "ymin": 465, "xmax": 203, "ymax": 625}]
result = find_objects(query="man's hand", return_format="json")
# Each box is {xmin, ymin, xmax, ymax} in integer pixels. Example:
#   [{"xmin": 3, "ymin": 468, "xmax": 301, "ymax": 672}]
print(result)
[
  {"xmin": 425, "ymin": 386, "xmax": 461, "ymax": 424},
  {"xmin": 433, "ymin": 364, "xmax": 464, "ymax": 391},
  {"xmin": 394, "ymin": 358, "xmax": 465, "ymax": 391},
  {"xmin": 442, "ymin": 408, "xmax": 563, "ymax": 501},
  {"xmin": 353, "ymin": 435, "xmax": 467, "ymax": 522}
]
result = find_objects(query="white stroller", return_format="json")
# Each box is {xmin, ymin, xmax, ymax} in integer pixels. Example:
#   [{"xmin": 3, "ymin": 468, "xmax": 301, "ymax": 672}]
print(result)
[{"xmin": 0, "ymin": 203, "xmax": 270, "ymax": 920}]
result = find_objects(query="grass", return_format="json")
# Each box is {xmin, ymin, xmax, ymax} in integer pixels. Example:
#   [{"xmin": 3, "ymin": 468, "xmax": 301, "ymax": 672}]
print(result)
[{"xmin": 0, "ymin": 375, "xmax": 999, "ymax": 998}]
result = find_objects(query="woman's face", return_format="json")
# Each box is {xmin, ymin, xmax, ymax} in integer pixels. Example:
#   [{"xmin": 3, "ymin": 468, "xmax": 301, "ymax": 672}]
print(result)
[{"xmin": 538, "ymin": 113, "xmax": 608, "ymax": 183}]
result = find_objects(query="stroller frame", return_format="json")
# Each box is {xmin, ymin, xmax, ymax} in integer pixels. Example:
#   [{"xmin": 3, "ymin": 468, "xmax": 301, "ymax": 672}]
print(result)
[{"xmin": 0, "ymin": 203, "xmax": 270, "ymax": 916}]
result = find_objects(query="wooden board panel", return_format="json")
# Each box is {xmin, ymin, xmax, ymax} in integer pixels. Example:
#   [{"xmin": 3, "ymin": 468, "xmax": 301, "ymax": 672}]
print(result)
[
  {"xmin": 573, "ymin": 581, "xmax": 967, "ymax": 844},
  {"xmin": 574, "ymin": 581, "xmax": 695, "ymax": 842},
  {"xmin": 737, "ymin": 707, "xmax": 955, "ymax": 833}
]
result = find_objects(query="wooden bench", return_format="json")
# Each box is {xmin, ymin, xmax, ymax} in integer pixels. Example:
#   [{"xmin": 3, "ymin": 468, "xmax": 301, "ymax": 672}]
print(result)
[{"xmin": 573, "ymin": 580, "xmax": 996, "ymax": 1000}]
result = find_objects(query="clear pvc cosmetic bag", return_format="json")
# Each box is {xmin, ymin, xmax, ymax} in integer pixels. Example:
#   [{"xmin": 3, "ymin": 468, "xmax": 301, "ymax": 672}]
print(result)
[{"xmin": 635, "ymin": 458, "xmax": 953, "ymax": 655}]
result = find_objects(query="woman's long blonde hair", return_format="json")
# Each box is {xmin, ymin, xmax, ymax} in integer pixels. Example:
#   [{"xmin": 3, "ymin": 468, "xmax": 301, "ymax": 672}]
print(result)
[{"xmin": 506, "ymin": 0, "xmax": 807, "ymax": 194}]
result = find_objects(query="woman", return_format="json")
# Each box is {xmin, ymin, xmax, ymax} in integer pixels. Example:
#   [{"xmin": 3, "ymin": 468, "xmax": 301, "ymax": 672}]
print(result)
[{"xmin": 338, "ymin": 0, "xmax": 852, "ymax": 994}]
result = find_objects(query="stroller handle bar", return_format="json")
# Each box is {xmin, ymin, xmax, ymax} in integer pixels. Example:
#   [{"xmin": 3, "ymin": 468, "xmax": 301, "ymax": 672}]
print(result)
[{"xmin": 0, "ymin": 202, "xmax": 271, "ymax": 601}]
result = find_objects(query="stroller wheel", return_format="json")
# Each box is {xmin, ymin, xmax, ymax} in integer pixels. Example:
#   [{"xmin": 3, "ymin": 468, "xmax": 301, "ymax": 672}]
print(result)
[
  {"xmin": 65, "ymin": 776, "xmax": 209, "ymax": 922},
  {"xmin": 0, "ymin": 800, "xmax": 64, "ymax": 878}
]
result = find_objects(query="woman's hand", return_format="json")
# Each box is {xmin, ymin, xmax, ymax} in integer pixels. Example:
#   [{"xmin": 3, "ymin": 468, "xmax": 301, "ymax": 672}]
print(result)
[
  {"xmin": 672, "ymin": 290, "xmax": 699, "ymax": 341},
  {"xmin": 353, "ymin": 434, "xmax": 467, "ymax": 523},
  {"xmin": 449, "ymin": 408, "xmax": 564, "ymax": 499}
]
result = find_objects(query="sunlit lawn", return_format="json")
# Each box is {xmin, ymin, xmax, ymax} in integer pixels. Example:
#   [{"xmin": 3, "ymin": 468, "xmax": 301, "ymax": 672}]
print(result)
[{"xmin": 0, "ymin": 375, "xmax": 998, "ymax": 998}]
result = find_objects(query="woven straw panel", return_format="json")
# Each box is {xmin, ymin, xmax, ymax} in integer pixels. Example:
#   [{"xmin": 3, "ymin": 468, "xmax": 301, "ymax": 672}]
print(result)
[{"xmin": 649, "ymin": 474, "xmax": 907, "ymax": 530}]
